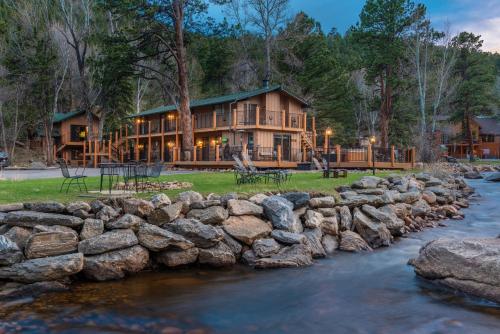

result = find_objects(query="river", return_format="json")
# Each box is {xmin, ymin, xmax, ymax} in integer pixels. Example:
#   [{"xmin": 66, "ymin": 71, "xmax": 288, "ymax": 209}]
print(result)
[{"xmin": 1, "ymin": 179, "xmax": 499, "ymax": 334}]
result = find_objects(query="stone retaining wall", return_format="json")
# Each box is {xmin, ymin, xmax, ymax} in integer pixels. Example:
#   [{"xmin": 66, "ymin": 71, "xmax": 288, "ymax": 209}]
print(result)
[{"xmin": 0, "ymin": 172, "xmax": 474, "ymax": 301}]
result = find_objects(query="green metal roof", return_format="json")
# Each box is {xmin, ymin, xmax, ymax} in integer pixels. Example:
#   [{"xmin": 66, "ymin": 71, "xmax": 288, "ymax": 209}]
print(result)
[
  {"xmin": 128, "ymin": 84, "xmax": 309, "ymax": 118},
  {"xmin": 53, "ymin": 110, "xmax": 85, "ymax": 123}
]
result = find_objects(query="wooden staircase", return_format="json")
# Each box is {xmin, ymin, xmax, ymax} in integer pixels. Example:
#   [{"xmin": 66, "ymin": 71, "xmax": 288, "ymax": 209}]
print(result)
[{"xmin": 301, "ymin": 131, "xmax": 320, "ymax": 158}]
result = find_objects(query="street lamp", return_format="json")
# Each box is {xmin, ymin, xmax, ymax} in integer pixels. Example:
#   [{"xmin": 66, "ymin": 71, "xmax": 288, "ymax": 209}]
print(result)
[
  {"xmin": 369, "ymin": 135, "xmax": 376, "ymax": 175},
  {"xmin": 325, "ymin": 127, "xmax": 333, "ymax": 178}
]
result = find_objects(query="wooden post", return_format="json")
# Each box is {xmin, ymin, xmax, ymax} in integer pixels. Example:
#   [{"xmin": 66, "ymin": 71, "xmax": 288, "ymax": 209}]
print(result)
[
  {"xmin": 312, "ymin": 116, "xmax": 316, "ymax": 148},
  {"xmin": 147, "ymin": 120, "xmax": 152, "ymax": 163},
  {"xmin": 256, "ymin": 106, "xmax": 260, "ymax": 127},
  {"xmin": 83, "ymin": 140, "xmax": 86, "ymax": 167},
  {"xmin": 212, "ymin": 110, "xmax": 217, "ymax": 129},
  {"xmin": 303, "ymin": 113, "xmax": 307, "ymax": 131},
  {"xmin": 288, "ymin": 114, "xmax": 292, "ymax": 128},
  {"xmin": 193, "ymin": 146, "xmax": 197, "ymax": 162},
  {"xmin": 281, "ymin": 110, "xmax": 285, "ymax": 129},
  {"xmin": 411, "ymin": 147, "xmax": 416, "ymax": 168},
  {"xmin": 277, "ymin": 144, "xmax": 282, "ymax": 166},
  {"xmin": 243, "ymin": 143, "xmax": 247, "ymax": 156},
  {"xmin": 215, "ymin": 144, "xmax": 220, "ymax": 161},
  {"xmin": 53, "ymin": 145, "xmax": 57, "ymax": 161},
  {"xmin": 161, "ymin": 116, "xmax": 165, "ymax": 162},
  {"xmin": 302, "ymin": 144, "xmax": 307, "ymax": 162},
  {"xmin": 324, "ymin": 134, "xmax": 328, "ymax": 152},
  {"xmin": 367, "ymin": 144, "xmax": 373, "ymax": 166},
  {"xmin": 115, "ymin": 131, "xmax": 118, "ymax": 146},
  {"xmin": 335, "ymin": 145, "xmax": 341, "ymax": 164},
  {"xmin": 390, "ymin": 145, "xmax": 395, "ymax": 167},
  {"xmin": 94, "ymin": 139, "xmax": 98, "ymax": 168},
  {"xmin": 173, "ymin": 147, "xmax": 177, "ymax": 162},
  {"xmin": 232, "ymin": 109, "xmax": 237, "ymax": 127},
  {"xmin": 175, "ymin": 116, "xmax": 179, "ymax": 148},
  {"xmin": 125, "ymin": 126, "xmax": 128, "ymax": 161},
  {"xmin": 108, "ymin": 137, "xmax": 112, "ymax": 161}
]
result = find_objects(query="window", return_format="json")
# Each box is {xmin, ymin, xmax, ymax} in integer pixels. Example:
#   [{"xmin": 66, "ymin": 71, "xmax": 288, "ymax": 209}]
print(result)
[
  {"xmin": 481, "ymin": 134, "xmax": 495, "ymax": 143},
  {"xmin": 70, "ymin": 125, "xmax": 87, "ymax": 142}
]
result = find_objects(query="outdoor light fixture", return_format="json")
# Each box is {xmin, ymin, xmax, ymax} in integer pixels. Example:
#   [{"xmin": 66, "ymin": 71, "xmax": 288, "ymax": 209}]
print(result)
[
  {"xmin": 137, "ymin": 144, "xmax": 144, "ymax": 150},
  {"xmin": 370, "ymin": 135, "xmax": 376, "ymax": 175},
  {"xmin": 325, "ymin": 127, "xmax": 333, "ymax": 136},
  {"xmin": 79, "ymin": 131, "xmax": 86, "ymax": 139},
  {"xmin": 369, "ymin": 136, "xmax": 376, "ymax": 144},
  {"xmin": 197, "ymin": 140, "xmax": 203, "ymax": 147},
  {"xmin": 167, "ymin": 142, "xmax": 174, "ymax": 148},
  {"xmin": 167, "ymin": 114, "xmax": 175, "ymax": 120}
]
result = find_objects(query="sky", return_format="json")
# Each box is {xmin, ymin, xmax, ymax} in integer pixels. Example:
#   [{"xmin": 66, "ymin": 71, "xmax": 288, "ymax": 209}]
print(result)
[{"xmin": 209, "ymin": 0, "xmax": 500, "ymax": 53}]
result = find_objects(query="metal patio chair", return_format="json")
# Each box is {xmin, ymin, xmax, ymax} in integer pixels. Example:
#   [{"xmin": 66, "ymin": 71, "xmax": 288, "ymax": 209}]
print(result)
[{"xmin": 57, "ymin": 158, "xmax": 88, "ymax": 193}]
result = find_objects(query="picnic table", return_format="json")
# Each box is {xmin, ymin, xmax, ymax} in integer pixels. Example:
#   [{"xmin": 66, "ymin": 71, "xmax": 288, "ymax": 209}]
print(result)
[{"xmin": 98, "ymin": 162, "xmax": 148, "ymax": 194}]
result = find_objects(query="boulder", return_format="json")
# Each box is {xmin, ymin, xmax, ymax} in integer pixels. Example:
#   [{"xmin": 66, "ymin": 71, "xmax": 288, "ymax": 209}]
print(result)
[
  {"xmin": 309, "ymin": 196, "xmax": 335, "ymax": 208},
  {"xmin": 415, "ymin": 173, "xmax": 432, "ymax": 182},
  {"xmin": 262, "ymin": 196, "xmax": 301, "ymax": 233},
  {"xmin": 33, "ymin": 224, "xmax": 78, "ymax": 238},
  {"xmin": 78, "ymin": 229, "xmax": 138, "ymax": 255},
  {"xmin": 90, "ymin": 200, "xmax": 105, "ymax": 213},
  {"xmin": 303, "ymin": 210, "xmax": 323, "ymax": 228},
  {"xmin": 80, "ymin": 219, "xmax": 104, "ymax": 241},
  {"xmin": 150, "ymin": 193, "xmax": 171, "ymax": 208},
  {"xmin": 24, "ymin": 202, "xmax": 66, "ymax": 213},
  {"xmin": 0, "ymin": 235, "xmax": 23, "ymax": 265},
  {"xmin": 217, "ymin": 228, "xmax": 243, "ymax": 256},
  {"xmin": 0, "ymin": 253, "xmax": 84, "ymax": 283},
  {"xmin": 270, "ymin": 230, "xmax": 306, "ymax": 245},
  {"xmin": 0, "ymin": 214, "xmax": 5, "ymax": 225},
  {"xmin": 165, "ymin": 218, "xmax": 223, "ymax": 248},
  {"xmin": 3, "ymin": 226, "xmax": 31, "ymax": 249},
  {"xmin": 422, "ymin": 191, "xmax": 437, "ymax": 205},
  {"xmin": 249, "ymin": 193, "xmax": 269, "ymax": 205},
  {"xmin": 411, "ymin": 238, "xmax": 500, "ymax": 304},
  {"xmin": 411, "ymin": 199, "xmax": 432, "ymax": 218},
  {"xmin": 0, "ymin": 203, "xmax": 24, "ymax": 212},
  {"xmin": 227, "ymin": 199, "xmax": 263, "ymax": 216},
  {"xmin": 66, "ymin": 201, "xmax": 91, "ymax": 214},
  {"xmin": 241, "ymin": 249, "xmax": 257, "ymax": 266},
  {"xmin": 303, "ymin": 228, "xmax": 326, "ymax": 258},
  {"xmin": 463, "ymin": 171, "xmax": 483, "ymax": 179},
  {"xmin": 339, "ymin": 231, "xmax": 372, "ymax": 252},
  {"xmin": 177, "ymin": 191, "xmax": 203, "ymax": 205},
  {"xmin": 222, "ymin": 215, "xmax": 272, "ymax": 246},
  {"xmin": 148, "ymin": 202, "xmax": 183, "ymax": 225},
  {"xmin": 24, "ymin": 231, "xmax": 78, "ymax": 259},
  {"xmin": 252, "ymin": 238, "xmax": 281, "ymax": 257},
  {"xmin": 338, "ymin": 206, "xmax": 353, "ymax": 231},
  {"xmin": 322, "ymin": 234, "xmax": 339, "ymax": 254},
  {"xmin": 425, "ymin": 177, "xmax": 444, "ymax": 186},
  {"xmin": 137, "ymin": 222, "xmax": 193, "ymax": 252},
  {"xmin": 106, "ymin": 214, "xmax": 144, "ymax": 231},
  {"xmin": 355, "ymin": 188, "xmax": 385, "ymax": 195},
  {"xmin": 425, "ymin": 186, "xmax": 451, "ymax": 197},
  {"xmin": 485, "ymin": 172, "xmax": 500, "ymax": 182},
  {"xmin": 219, "ymin": 192, "xmax": 238, "ymax": 206},
  {"xmin": 362, "ymin": 204, "xmax": 405, "ymax": 236},
  {"xmin": 254, "ymin": 244, "xmax": 313, "ymax": 268},
  {"xmin": 95, "ymin": 205, "xmax": 119, "ymax": 222},
  {"xmin": 83, "ymin": 245, "xmax": 149, "ymax": 281},
  {"xmin": 339, "ymin": 194, "xmax": 386, "ymax": 208},
  {"xmin": 281, "ymin": 192, "xmax": 310, "ymax": 209},
  {"xmin": 121, "ymin": 198, "xmax": 154, "ymax": 217},
  {"xmin": 317, "ymin": 208, "xmax": 337, "ymax": 217},
  {"xmin": 353, "ymin": 208, "xmax": 391, "ymax": 248},
  {"xmin": 4, "ymin": 211, "xmax": 83, "ymax": 228},
  {"xmin": 156, "ymin": 247, "xmax": 199, "ymax": 267},
  {"xmin": 190, "ymin": 200, "xmax": 221, "ymax": 209},
  {"xmin": 399, "ymin": 191, "xmax": 422, "ymax": 204},
  {"xmin": 198, "ymin": 242, "xmax": 236, "ymax": 267},
  {"xmin": 187, "ymin": 206, "xmax": 229, "ymax": 225},
  {"xmin": 351, "ymin": 176, "xmax": 384, "ymax": 189},
  {"xmin": 321, "ymin": 216, "xmax": 339, "ymax": 236},
  {"xmin": 0, "ymin": 281, "xmax": 69, "ymax": 302}
]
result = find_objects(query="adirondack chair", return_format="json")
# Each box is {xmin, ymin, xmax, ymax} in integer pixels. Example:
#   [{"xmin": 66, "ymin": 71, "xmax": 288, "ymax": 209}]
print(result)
[
  {"xmin": 232, "ymin": 155, "xmax": 261, "ymax": 184},
  {"xmin": 241, "ymin": 151, "xmax": 290, "ymax": 184}
]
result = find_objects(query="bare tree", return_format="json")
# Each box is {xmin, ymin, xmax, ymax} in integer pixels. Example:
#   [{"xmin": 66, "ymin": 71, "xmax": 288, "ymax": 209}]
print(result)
[{"xmin": 351, "ymin": 69, "xmax": 378, "ymax": 140}]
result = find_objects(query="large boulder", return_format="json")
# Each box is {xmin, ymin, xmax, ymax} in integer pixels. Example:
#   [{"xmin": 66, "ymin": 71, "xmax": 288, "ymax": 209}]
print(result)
[
  {"xmin": 339, "ymin": 231, "xmax": 372, "ymax": 252},
  {"xmin": 303, "ymin": 228, "xmax": 326, "ymax": 258},
  {"xmin": 254, "ymin": 244, "xmax": 313, "ymax": 268},
  {"xmin": 24, "ymin": 231, "xmax": 78, "ymax": 259},
  {"xmin": 399, "ymin": 191, "xmax": 422, "ymax": 204},
  {"xmin": 177, "ymin": 191, "xmax": 203, "ymax": 205},
  {"xmin": 217, "ymin": 228, "xmax": 243, "ymax": 256},
  {"xmin": 4, "ymin": 211, "xmax": 83, "ymax": 228},
  {"xmin": 321, "ymin": 216, "xmax": 339, "ymax": 236},
  {"xmin": 422, "ymin": 191, "xmax": 437, "ymax": 205},
  {"xmin": 222, "ymin": 215, "xmax": 272, "ymax": 246},
  {"xmin": 95, "ymin": 205, "xmax": 119, "ymax": 222},
  {"xmin": 463, "ymin": 171, "xmax": 483, "ymax": 179},
  {"xmin": 309, "ymin": 196, "xmax": 335, "ymax": 209},
  {"xmin": 425, "ymin": 186, "xmax": 451, "ymax": 197},
  {"xmin": 270, "ymin": 230, "xmax": 306, "ymax": 245},
  {"xmin": 322, "ymin": 234, "xmax": 339, "ymax": 254},
  {"xmin": 3, "ymin": 226, "xmax": 31, "ymax": 249},
  {"xmin": 338, "ymin": 206, "xmax": 353, "ymax": 231},
  {"xmin": 485, "ymin": 172, "xmax": 500, "ymax": 182},
  {"xmin": 148, "ymin": 202, "xmax": 183, "ymax": 225},
  {"xmin": 0, "ymin": 235, "xmax": 23, "ymax": 265},
  {"xmin": 78, "ymin": 229, "xmax": 138, "ymax": 255},
  {"xmin": 121, "ymin": 198, "xmax": 154, "ymax": 218},
  {"xmin": 317, "ymin": 208, "xmax": 337, "ymax": 217},
  {"xmin": 411, "ymin": 238, "xmax": 500, "ymax": 304},
  {"xmin": 106, "ymin": 214, "xmax": 145, "ymax": 231},
  {"xmin": 249, "ymin": 193, "xmax": 268, "ymax": 205},
  {"xmin": 0, "ymin": 203, "xmax": 24, "ymax": 212},
  {"xmin": 252, "ymin": 238, "xmax": 281, "ymax": 258},
  {"xmin": 281, "ymin": 192, "xmax": 310, "ymax": 209},
  {"xmin": 186, "ymin": 206, "xmax": 229, "ymax": 225},
  {"xmin": 198, "ymin": 242, "xmax": 236, "ymax": 267},
  {"xmin": 82, "ymin": 245, "xmax": 149, "ymax": 281},
  {"xmin": 353, "ymin": 208, "xmax": 391, "ymax": 248},
  {"xmin": 137, "ymin": 222, "xmax": 193, "ymax": 251},
  {"xmin": 165, "ymin": 218, "xmax": 223, "ymax": 248},
  {"xmin": 156, "ymin": 247, "xmax": 199, "ymax": 267},
  {"xmin": 411, "ymin": 199, "xmax": 432, "ymax": 218},
  {"xmin": 362, "ymin": 204, "xmax": 405, "ymax": 236},
  {"xmin": 303, "ymin": 210, "xmax": 323, "ymax": 229},
  {"xmin": 80, "ymin": 219, "xmax": 104, "ymax": 240},
  {"xmin": 190, "ymin": 200, "xmax": 222, "ymax": 209},
  {"xmin": 150, "ymin": 193, "xmax": 171, "ymax": 208},
  {"xmin": 262, "ymin": 196, "xmax": 301, "ymax": 233},
  {"xmin": 227, "ymin": 199, "xmax": 263, "ymax": 216},
  {"xmin": 0, "ymin": 253, "xmax": 84, "ymax": 283},
  {"xmin": 24, "ymin": 202, "xmax": 66, "ymax": 213},
  {"xmin": 351, "ymin": 176, "xmax": 384, "ymax": 189},
  {"xmin": 66, "ymin": 201, "xmax": 91, "ymax": 214},
  {"xmin": 339, "ymin": 194, "xmax": 386, "ymax": 208}
]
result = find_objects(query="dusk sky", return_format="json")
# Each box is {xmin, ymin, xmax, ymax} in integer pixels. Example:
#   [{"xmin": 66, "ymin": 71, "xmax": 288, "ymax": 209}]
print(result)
[{"xmin": 209, "ymin": 0, "xmax": 500, "ymax": 53}]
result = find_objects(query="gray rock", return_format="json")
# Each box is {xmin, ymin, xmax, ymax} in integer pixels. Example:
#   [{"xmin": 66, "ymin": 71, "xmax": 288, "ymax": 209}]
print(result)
[
  {"xmin": 121, "ymin": 198, "xmax": 154, "ymax": 217},
  {"xmin": 150, "ymin": 193, "xmax": 171, "ymax": 208},
  {"xmin": 78, "ymin": 229, "xmax": 138, "ymax": 255},
  {"xmin": 95, "ymin": 205, "xmax": 119, "ymax": 222},
  {"xmin": 254, "ymin": 244, "xmax": 313, "ymax": 268},
  {"xmin": 309, "ymin": 196, "xmax": 335, "ymax": 208},
  {"xmin": 0, "ymin": 281, "xmax": 69, "ymax": 302},
  {"xmin": 425, "ymin": 186, "xmax": 451, "ymax": 197},
  {"xmin": 362, "ymin": 204, "xmax": 405, "ymax": 236},
  {"xmin": 0, "ymin": 203, "xmax": 24, "ymax": 212},
  {"xmin": 0, "ymin": 214, "xmax": 5, "ymax": 225},
  {"xmin": 24, "ymin": 202, "xmax": 66, "ymax": 213},
  {"xmin": 4, "ymin": 226, "xmax": 31, "ymax": 249},
  {"xmin": 321, "ymin": 216, "xmax": 339, "ymax": 236},
  {"xmin": 485, "ymin": 172, "xmax": 500, "ymax": 182},
  {"xmin": 353, "ymin": 208, "xmax": 391, "ymax": 248},
  {"xmin": 137, "ymin": 222, "xmax": 193, "ymax": 251},
  {"xmin": 303, "ymin": 228, "xmax": 326, "ymax": 258},
  {"xmin": 80, "ymin": 219, "xmax": 104, "ymax": 240},
  {"xmin": 219, "ymin": 192, "xmax": 238, "ymax": 206},
  {"xmin": 317, "ymin": 208, "xmax": 337, "ymax": 217},
  {"xmin": 241, "ymin": 249, "xmax": 257, "ymax": 266},
  {"xmin": 190, "ymin": 200, "xmax": 221, "ymax": 209},
  {"xmin": 249, "ymin": 193, "xmax": 268, "ymax": 205},
  {"xmin": 303, "ymin": 210, "xmax": 323, "ymax": 228},
  {"xmin": 411, "ymin": 238, "xmax": 500, "ymax": 304},
  {"xmin": 252, "ymin": 238, "xmax": 281, "ymax": 257},
  {"xmin": 32, "ymin": 224, "xmax": 78, "ymax": 238},
  {"xmin": 217, "ymin": 228, "xmax": 243, "ymax": 256},
  {"xmin": 411, "ymin": 199, "xmax": 432, "ymax": 217},
  {"xmin": 322, "ymin": 234, "xmax": 339, "ymax": 254},
  {"xmin": 339, "ymin": 230, "xmax": 372, "ymax": 252},
  {"xmin": 227, "ymin": 199, "xmax": 263, "ymax": 216},
  {"xmin": 83, "ymin": 245, "xmax": 149, "ymax": 281},
  {"xmin": 351, "ymin": 176, "xmax": 384, "ymax": 189},
  {"xmin": 90, "ymin": 200, "xmax": 105, "ymax": 213},
  {"xmin": 422, "ymin": 191, "xmax": 437, "ymax": 205},
  {"xmin": 0, "ymin": 235, "xmax": 23, "ymax": 265},
  {"xmin": 187, "ymin": 206, "xmax": 229, "ymax": 225},
  {"xmin": 0, "ymin": 253, "xmax": 84, "ymax": 283},
  {"xmin": 222, "ymin": 215, "xmax": 272, "ymax": 246},
  {"xmin": 198, "ymin": 242, "xmax": 236, "ymax": 267},
  {"xmin": 66, "ymin": 201, "xmax": 91, "ymax": 214},
  {"xmin": 339, "ymin": 194, "xmax": 386, "ymax": 208},
  {"xmin": 355, "ymin": 188, "xmax": 385, "ymax": 195},
  {"xmin": 4, "ymin": 211, "xmax": 83, "ymax": 228},
  {"xmin": 177, "ymin": 191, "xmax": 204, "ymax": 205},
  {"xmin": 415, "ymin": 173, "xmax": 432, "ymax": 182},
  {"xmin": 156, "ymin": 247, "xmax": 199, "ymax": 267},
  {"xmin": 399, "ymin": 191, "xmax": 422, "ymax": 204},
  {"xmin": 281, "ymin": 192, "xmax": 310, "ymax": 209},
  {"xmin": 148, "ymin": 202, "xmax": 183, "ymax": 225},
  {"xmin": 338, "ymin": 206, "xmax": 353, "ymax": 231},
  {"xmin": 271, "ymin": 230, "xmax": 306, "ymax": 245},
  {"xmin": 106, "ymin": 214, "xmax": 145, "ymax": 231},
  {"xmin": 165, "ymin": 218, "xmax": 223, "ymax": 248},
  {"xmin": 262, "ymin": 196, "xmax": 301, "ymax": 233},
  {"xmin": 463, "ymin": 171, "xmax": 483, "ymax": 179},
  {"xmin": 24, "ymin": 231, "xmax": 78, "ymax": 259}
]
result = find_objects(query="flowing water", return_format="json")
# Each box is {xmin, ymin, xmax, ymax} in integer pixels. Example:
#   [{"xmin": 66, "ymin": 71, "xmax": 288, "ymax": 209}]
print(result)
[{"xmin": 1, "ymin": 179, "xmax": 499, "ymax": 334}]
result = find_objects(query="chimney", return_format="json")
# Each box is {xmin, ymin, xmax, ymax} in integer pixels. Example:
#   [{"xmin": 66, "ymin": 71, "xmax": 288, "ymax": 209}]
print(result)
[{"xmin": 262, "ymin": 79, "xmax": 269, "ymax": 89}]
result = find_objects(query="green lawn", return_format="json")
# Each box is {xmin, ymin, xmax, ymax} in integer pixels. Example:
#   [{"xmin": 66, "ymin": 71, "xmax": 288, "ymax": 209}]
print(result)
[
  {"xmin": 457, "ymin": 159, "xmax": 500, "ymax": 165},
  {"xmin": 0, "ymin": 171, "xmax": 401, "ymax": 204}
]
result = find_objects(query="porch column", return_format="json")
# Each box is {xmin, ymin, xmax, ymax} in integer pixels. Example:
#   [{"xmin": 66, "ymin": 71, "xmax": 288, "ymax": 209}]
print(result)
[
  {"xmin": 108, "ymin": 136, "xmax": 112, "ymax": 161},
  {"xmin": 335, "ymin": 145, "xmax": 341, "ymax": 164},
  {"xmin": 281, "ymin": 110, "xmax": 285, "ymax": 129},
  {"xmin": 411, "ymin": 147, "xmax": 416, "ymax": 168},
  {"xmin": 312, "ymin": 116, "xmax": 316, "ymax": 148},
  {"xmin": 390, "ymin": 145, "xmax": 395, "ymax": 167},
  {"xmin": 147, "ymin": 120, "xmax": 152, "ymax": 163},
  {"xmin": 232, "ymin": 109, "xmax": 237, "ymax": 127},
  {"xmin": 161, "ymin": 116, "xmax": 165, "ymax": 162},
  {"xmin": 277, "ymin": 144, "xmax": 282, "ymax": 166},
  {"xmin": 288, "ymin": 113, "xmax": 291, "ymax": 129},
  {"xmin": 193, "ymin": 146, "xmax": 197, "ymax": 162},
  {"xmin": 303, "ymin": 113, "xmax": 307, "ymax": 131},
  {"xmin": 83, "ymin": 141, "xmax": 86, "ymax": 167},
  {"xmin": 256, "ymin": 106, "xmax": 260, "ymax": 128},
  {"xmin": 94, "ymin": 139, "xmax": 98, "ymax": 168},
  {"xmin": 191, "ymin": 115, "xmax": 195, "ymax": 140},
  {"xmin": 125, "ymin": 126, "xmax": 128, "ymax": 161},
  {"xmin": 216, "ymin": 144, "xmax": 220, "ymax": 161},
  {"xmin": 135, "ymin": 120, "xmax": 139, "ymax": 161},
  {"xmin": 367, "ymin": 144, "xmax": 373, "ymax": 167},
  {"xmin": 213, "ymin": 110, "xmax": 217, "ymax": 130},
  {"xmin": 302, "ymin": 144, "xmax": 306, "ymax": 162},
  {"xmin": 173, "ymin": 147, "xmax": 178, "ymax": 162}
]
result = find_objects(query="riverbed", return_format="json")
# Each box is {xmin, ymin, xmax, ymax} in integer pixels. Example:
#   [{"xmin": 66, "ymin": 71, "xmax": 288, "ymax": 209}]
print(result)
[{"xmin": 1, "ymin": 179, "xmax": 499, "ymax": 333}]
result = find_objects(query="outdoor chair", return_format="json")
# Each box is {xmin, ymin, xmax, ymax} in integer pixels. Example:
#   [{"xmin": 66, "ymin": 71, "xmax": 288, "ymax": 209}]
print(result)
[
  {"xmin": 241, "ymin": 151, "xmax": 290, "ymax": 184},
  {"xmin": 320, "ymin": 157, "xmax": 348, "ymax": 178},
  {"xmin": 57, "ymin": 158, "xmax": 88, "ymax": 193},
  {"xmin": 232, "ymin": 155, "xmax": 262, "ymax": 185},
  {"xmin": 146, "ymin": 161, "xmax": 163, "ymax": 188},
  {"xmin": 99, "ymin": 163, "xmax": 121, "ymax": 194}
]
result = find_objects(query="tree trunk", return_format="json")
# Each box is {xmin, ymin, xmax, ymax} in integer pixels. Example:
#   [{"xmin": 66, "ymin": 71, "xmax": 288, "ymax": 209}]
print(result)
[
  {"xmin": 466, "ymin": 112, "xmax": 475, "ymax": 162},
  {"xmin": 264, "ymin": 35, "xmax": 271, "ymax": 83},
  {"xmin": 379, "ymin": 71, "xmax": 390, "ymax": 148},
  {"xmin": 173, "ymin": 0, "xmax": 193, "ymax": 160},
  {"xmin": 0, "ymin": 102, "xmax": 8, "ymax": 151}
]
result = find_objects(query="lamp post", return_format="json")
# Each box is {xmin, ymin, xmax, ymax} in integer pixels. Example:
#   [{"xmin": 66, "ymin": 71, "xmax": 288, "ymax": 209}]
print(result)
[
  {"xmin": 370, "ymin": 135, "xmax": 376, "ymax": 175},
  {"xmin": 325, "ymin": 127, "xmax": 333, "ymax": 178}
]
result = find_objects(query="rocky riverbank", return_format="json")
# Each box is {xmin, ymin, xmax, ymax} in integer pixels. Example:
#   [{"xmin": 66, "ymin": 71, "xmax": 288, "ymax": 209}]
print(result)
[{"xmin": 0, "ymin": 170, "xmax": 474, "ymax": 306}]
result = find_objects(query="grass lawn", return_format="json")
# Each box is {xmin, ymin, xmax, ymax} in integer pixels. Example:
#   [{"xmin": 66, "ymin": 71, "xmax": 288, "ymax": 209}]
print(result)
[
  {"xmin": 457, "ymin": 159, "xmax": 500, "ymax": 165},
  {"xmin": 0, "ymin": 170, "xmax": 402, "ymax": 204}
]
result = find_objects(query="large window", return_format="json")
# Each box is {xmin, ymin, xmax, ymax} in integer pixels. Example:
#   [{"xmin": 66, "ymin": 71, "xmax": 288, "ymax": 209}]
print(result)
[
  {"xmin": 70, "ymin": 125, "xmax": 86, "ymax": 142},
  {"xmin": 481, "ymin": 134, "xmax": 495, "ymax": 143}
]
